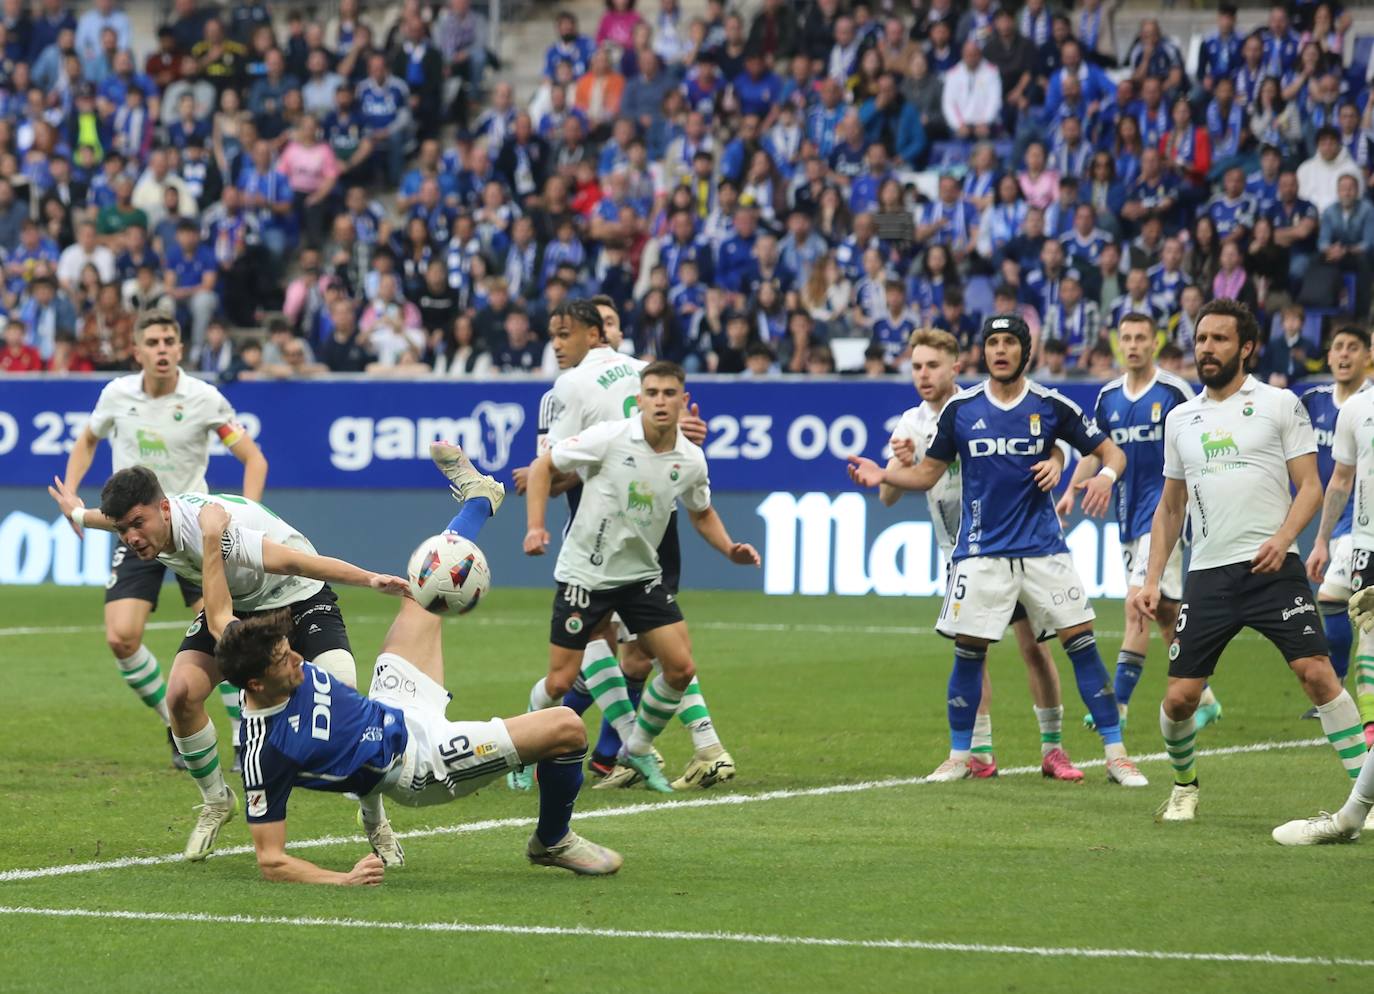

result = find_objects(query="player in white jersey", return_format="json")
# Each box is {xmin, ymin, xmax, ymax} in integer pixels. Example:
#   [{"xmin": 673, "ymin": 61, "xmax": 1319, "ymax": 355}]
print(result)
[
  {"xmin": 60, "ymin": 314, "xmax": 268, "ymax": 767},
  {"xmin": 48, "ymin": 466, "xmax": 410, "ymax": 861},
  {"xmin": 524, "ymin": 361, "xmax": 761, "ymax": 792},
  {"xmin": 881, "ymin": 328, "xmax": 1085, "ymax": 782},
  {"xmin": 1132, "ymin": 299, "xmax": 1365, "ymax": 825}
]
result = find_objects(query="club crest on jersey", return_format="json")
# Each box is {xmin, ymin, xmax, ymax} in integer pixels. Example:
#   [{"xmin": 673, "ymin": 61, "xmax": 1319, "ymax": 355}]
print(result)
[
  {"xmin": 627, "ymin": 481, "xmax": 655, "ymax": 513},
  {"xmin": 185, "ymin": 619, "xmax": 203, "ymax": 637},
  {"xmin": 173, "ymin": 405, "xmax": 184, "ymax": 422},
  {"xmin": 1029, "ymin": 414, "xmax": 1041, "ymax": 436},
  {"xmin": 1168, "ymin": 640, "xmax": 1180, "ymax": 661},
  {"xmin": 671, "ymin": 463, "xmax": 680, "ymax": 482},
  {"xmin": 566, "ymin": 614, "xmax": 584, "ymax": 634},
  {"xmin": 1200, "ymin": 430, "xmax": 1239, "ymax": 461},
  {"xmin": 1242, "ymin": 403, "xmax": 1254, "ymax": 417},
  {"xmin": 1151, "ymin": 402, "xmax": 1162, "ymax": 423}
]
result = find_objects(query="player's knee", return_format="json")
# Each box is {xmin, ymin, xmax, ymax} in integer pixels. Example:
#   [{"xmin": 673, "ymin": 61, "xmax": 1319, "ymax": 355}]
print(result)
[
  {"xmin": 544, "ymin": 668, "xmax": 575, "ymax": 699},
  {"xmin": 1162, "ymin": 685, "xmax": 1199, "ymax": 720},
  {"xmin": 659, "ymin": 654, "xmax": 695, "ymax": 690},
  {"xmin": 550, "ymin": 706, "xmax": 588, "ymax": 753},
  {"xmin": 1294, "ymin": 656, "xmax": 1340, "ymax": 699},
  {"xmin": 165, "ymin": 672, "xmax": 202, "ymax": 719},
  {"xmin": 105, "ymin": 629, "xmax": 141, "ymax": 660},
  {"xmin": 313, "ymin": 649, "xmax": 357, "ymax": 689}
]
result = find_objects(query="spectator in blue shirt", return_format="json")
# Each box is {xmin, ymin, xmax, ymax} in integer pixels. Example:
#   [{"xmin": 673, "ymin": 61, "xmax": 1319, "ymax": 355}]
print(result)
[
  {"xmin": 543, "ymin": 10, "xmax": 595, "ymax": 81},
  {"xmin": 356, "ymin": 52, "xmax": 411, "ymax": 185},
  {"xmin": 859, "ymin": 72, "xmax": 927, "ymax": 167},
  {"xmin": 163, "ymin": 219, "xmax": 219, "ymax": 348}
]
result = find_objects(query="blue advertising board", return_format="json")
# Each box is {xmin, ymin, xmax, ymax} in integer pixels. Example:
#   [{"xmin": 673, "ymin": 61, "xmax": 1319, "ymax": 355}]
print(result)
[{"xmin": 0, "ymin": 376, "xmax": 1106, "ymax": 491}]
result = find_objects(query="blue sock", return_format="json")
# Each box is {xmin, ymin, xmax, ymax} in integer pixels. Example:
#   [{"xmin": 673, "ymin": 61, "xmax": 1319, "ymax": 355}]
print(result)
[
  {"xmin": 947, "ymin": 644, "xmax": 986, "ymax": 752},
  {"xmin": 535, "ymin": 749, "xmax": 586, "ymax": 847},
  {"xmin": 1066, "ymin": 632, "xmax": 1122, "ymax": 745},
  {"xmin": 1114, "ymin": 650, "xmax": 1146, "ymax": 706},
  {"xmin": 563, "ymin": 688, "xmax": 593, "ymax": 715},
  {"xmin": 1323, "ymin": 603, "xmax": 1352, "ymax": 681},
  {"xmin": 444, "ymin": 497, "xmax": 493, "ymax": 542},
  {"xmin": 593, "ymin": 676, "xmax": 642, "ymax": 759}
]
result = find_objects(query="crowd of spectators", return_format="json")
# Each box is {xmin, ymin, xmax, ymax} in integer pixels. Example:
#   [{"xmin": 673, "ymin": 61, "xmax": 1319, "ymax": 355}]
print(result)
[{"xmin": 0, "ymin": 0, "xmax": 1371, "ymax": 385}]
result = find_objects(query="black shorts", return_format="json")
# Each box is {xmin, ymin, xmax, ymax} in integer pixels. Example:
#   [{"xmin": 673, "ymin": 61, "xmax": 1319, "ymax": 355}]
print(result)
[
  {"xmin": 1167, "ymin": 554, "xmax": 1328, "ymax": 680},
  {"xmin": 1349, "ymin": 547, "xmax": 1374, "ymax": 592},
  {"xmin": 550, "ymin": 578, "xmax": 684, "ymax": 650},
  {"xmin": 177, "ymin": 584, "xmax": 353, "ymax": 660},
  {"xmin": 106, "ymin": 542, "xmax": 202, "ymax": 608}
]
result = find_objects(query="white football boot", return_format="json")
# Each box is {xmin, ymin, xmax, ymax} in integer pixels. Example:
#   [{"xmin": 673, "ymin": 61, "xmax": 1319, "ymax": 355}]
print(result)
[
  {"xmin": 1271, "ymin": 812, "xmax": 1360, "ymax": 846},
  {"xmin": 430, "ymin": 441, "xmax": 505, "ymax": 514},
  {"xmin": 184, "ymin": 788, "xmax": 238, "ymax": 862}
]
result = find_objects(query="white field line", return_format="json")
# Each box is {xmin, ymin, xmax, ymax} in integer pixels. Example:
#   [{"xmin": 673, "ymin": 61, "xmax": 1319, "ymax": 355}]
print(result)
[
  {"xmin": 0, "ymin": 736, "xmax": 1325, "ymax": 885},
  {"xmin": 0, "ymin": 905, "xmax": 1370, "ymax": 968}
]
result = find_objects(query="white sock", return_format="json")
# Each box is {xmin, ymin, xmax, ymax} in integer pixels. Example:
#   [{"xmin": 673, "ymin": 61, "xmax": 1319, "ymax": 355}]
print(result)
[
  {"xmin": 116, "ymin": 645, "xmax": 170, "ymax": 724},
  {"xmin": 1034, "ymin": 705, "xmax": 1063, "ymax": 756},
  {"xmin": 1337, "ymin": 738, "xmax": 1374, "ymax": 831},
  {"xmin": 971, "ymin": 712, "xmax": 993, "ymax": 761},
  {"xmin": 529, "ymin": 677, "xmax": 557, "ymax": 711},
  {"xmin": 1316, "ymin": 690, "xmax": 1366, "ymax": 782},
  {"xmin": 173, "ymin": 719, "xmax": 227, "ymax": 803},
  {"xmin": 358, "ymin": 791, "xmax": 386, "ymax": 826},
  {"xmin": 676, "ymin": 677, "xmax": 722, "ymax": 754}
]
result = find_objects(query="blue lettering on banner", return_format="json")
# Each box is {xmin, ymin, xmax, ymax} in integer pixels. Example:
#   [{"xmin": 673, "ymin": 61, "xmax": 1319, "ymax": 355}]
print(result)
[{"xmin": 0, "ymin": 378, "xmax": 1108, "ymax": 491}]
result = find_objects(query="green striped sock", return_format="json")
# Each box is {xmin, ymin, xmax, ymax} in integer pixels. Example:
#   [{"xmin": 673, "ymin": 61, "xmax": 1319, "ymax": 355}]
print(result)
[
  {"xmin": 115, "ymin": 646, "xmax": 169, "ymax": 723},
  {"xmin": 1356, "ymin": 654, "xmax": 1374, "ymax": 726},
  {"xmin": 676, "ymin": 678, "xmax": 721, "ymax": 752},
  {"xmin": 1160, "ymin": 706, "xmax": 1198, "ymax": 786},
  {"xmin": 219, "ymin": 682, "xmax": 242, "ymax": 738},
  {"xmin": 581, "ymin": 640, "xmax": 636, "ymax": 737},
  {"xmin": 173, "ymin": 719, "xmax": 227, "ymax": 802},
  {"xmin": 625, "ymin": 675, "xmax": 684, "ymax": 755},
  {"xmin": 1316, "ymin": 691, "xmax": 1367, "ymax": 780},
  {"xmin": 971, "ymin": 713, "xmax": 993, "ymax": 759},
  {"xmin": 1034, "ymin": 705, "xmax": 1063, "ymax": 756}
]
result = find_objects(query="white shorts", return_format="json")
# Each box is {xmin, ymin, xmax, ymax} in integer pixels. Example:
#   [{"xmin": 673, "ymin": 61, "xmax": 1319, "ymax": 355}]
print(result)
[
  {"xmin": 1319, "ymin": 533, "xmax": 1356, "ymax": 601},
  {"xmin": 1123, "ymin": 534, "xmax": 1184, "ymax": 602},
  {"xmin": 368, "ymin": 653, "xmax": 519, "ymax": 808},
  {"xmin": 937, "ymin": 553, "xmax": 1095, "ymax": 641}
]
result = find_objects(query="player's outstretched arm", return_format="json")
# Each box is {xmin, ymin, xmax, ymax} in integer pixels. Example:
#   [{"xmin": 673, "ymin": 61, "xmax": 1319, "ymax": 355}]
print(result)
[
  {"xmin": 1255, "ymin": 452, "xmax": 1321, "ymax": 574},
  {"xmin": 59, "ymin": 428, "xmax": 101, "ymax": 535},
  {"xmin": 878, "ymin": 458, "xmax": 908, "ymax": 507},
  {"xmin": 197, "ymin": 505, "xmax": 237, "ymax": 640},
  {"xmin": 688, "ymin": 506, "xmax": 761, "ymax": 566},
  {"xmin": 47, "ymin": 476, "xmax": 116, "ymax": 534},
  {"xmin": 1076, "ymin": 438, "xmax": 1126, "ymax": 517},
  {"xmin": 259, "ymin": 541, "xmax": 409, "ymax": 595},
  {"xmin": 249, "ymin": 820, "xmax": 384, "ymax": 886},
  {"xmin": 847, "ymin": 454, "xmax": 949, "ymax": 493},
  {"xmin": 228, "ymin": 434, "xmax": 269, "ymax": 502},
  {"xmin": 1057, "ymin": 451, "xmax": 1098, "ymax": 516},
  {"xmin": 1308, "ymin": 460, "xmax": 1355, "ymax": 582},
  {"xmin": 1133, "ymin": 477, "xmax": 1188, "ymax": 620},
  {"xmin": 524, "ymin": 451, "xmax": 555, "ymax": 555}
]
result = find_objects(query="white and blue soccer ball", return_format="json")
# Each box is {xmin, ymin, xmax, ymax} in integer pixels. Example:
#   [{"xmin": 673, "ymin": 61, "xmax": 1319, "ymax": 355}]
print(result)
[{"xmin": 406, "ymin": 534, "xmax": 491, "ymax": 615}]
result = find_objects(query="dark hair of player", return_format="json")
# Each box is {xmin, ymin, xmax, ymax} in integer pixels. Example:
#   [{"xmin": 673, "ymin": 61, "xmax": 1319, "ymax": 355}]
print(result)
[
  {"xmin": 1118, "ymin": 312, "xmax": 1155, "ymax": 334},
  {"xmin": 1330, "ymin": 325, "xmax": 1372, "ymax": 350},
  {"xmin": 642, "ymin": 360, "xmax": 687, "ymax": 384},
  {"xmin": 100, "ymin": 465, "xmax": 165, "ymax": 521},
  {"xmin": 564, "ymin": 299, "xmax": 604, "ymax": 333},
  {"xmin": 216, "ymin": 612, "xmax": 293, "ymax": 690},
  {"xmin": 1197, "ymin": 297, "xmax": 1261, "ymax": 354},
  {"xmin": 135, "ymin": 311, "xmax": 182, "ymax": 338}
]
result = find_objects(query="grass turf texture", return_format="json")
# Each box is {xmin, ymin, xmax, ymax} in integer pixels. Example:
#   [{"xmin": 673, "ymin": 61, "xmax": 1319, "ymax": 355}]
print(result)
[{"xmin": 2, "ymin": 584, "xmax": 1372, "ymax": 993}]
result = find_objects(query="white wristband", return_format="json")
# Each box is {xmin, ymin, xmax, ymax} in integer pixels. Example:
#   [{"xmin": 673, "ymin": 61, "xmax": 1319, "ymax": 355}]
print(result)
[
  {"xmin": 70, "ymin": 505, "xmax": 88, "ymax": 528},
  {"xmin": 1097, "ymin": 467, "xmax": 1118, "ymax": 484}
]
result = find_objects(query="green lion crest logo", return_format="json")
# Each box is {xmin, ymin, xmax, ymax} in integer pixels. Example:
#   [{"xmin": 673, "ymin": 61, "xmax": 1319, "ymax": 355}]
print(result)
[
  {"xmin": 1200, "ymin": 430, "xmax": 1239, "ymax": 462},
  {"xmin": 627, "ymin": 481, "xmax": 655, "ymax": 513},
  {"xmin": 136, "ymin": 429, "xmax": 169, "ymax": 459}
]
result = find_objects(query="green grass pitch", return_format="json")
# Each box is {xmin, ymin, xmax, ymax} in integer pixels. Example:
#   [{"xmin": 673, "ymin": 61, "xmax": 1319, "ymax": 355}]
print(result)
[{"xmin": 1, "ymin": 584, "xmax": 1371, "ymax": 993}]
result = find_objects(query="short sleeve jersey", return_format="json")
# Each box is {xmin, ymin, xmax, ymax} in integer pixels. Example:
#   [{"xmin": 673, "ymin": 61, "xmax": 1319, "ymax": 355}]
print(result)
[
  {"xmin": 927, "ymin": 380, "xmax": 1106, "ymax": 561},
  {"xmin": 1331, "ymin": 387, "xmax": 1374, "ymax": 551},
  {"xmin": 1163, "ymin": 376, "xmax": 1317, "ymax": 571},
  {"xmin": 1094, "ymin": 370, "xmax": 1195, "ymax": 542},
  {"xmin": 544, "ymin": 347, "xmax": 648, "ymax": 448},
  {"xmin": 157, "ymin": 494, "xmax": 325, "ymax": 611},
  {"xmin": 88, "ymin": 370, "xmax": 246, "ymax": 495},
  {"xmin": 550, "ymin": 417, "xmax": 711, "ymax": 589},
  {"xmin": 238, "ymin": 662, "xmax": 408, "ymax": 824},
  {"xmin": 890, "ymin": 401, "xmax": 962, "ymax": 556},
  {"xmin": 1302, "ymin": 380, "xmax": 1370, "ymax": 540}
]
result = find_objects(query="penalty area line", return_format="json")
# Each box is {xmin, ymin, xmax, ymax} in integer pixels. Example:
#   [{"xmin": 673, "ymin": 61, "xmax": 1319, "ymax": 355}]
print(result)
[
  {"xmin": 0, "ymin": 905, "xmax": 1369, "ymax": 969},
  {"xmin": 0, "ymin": 736, "xmax": 1326, "ymax": 885}
]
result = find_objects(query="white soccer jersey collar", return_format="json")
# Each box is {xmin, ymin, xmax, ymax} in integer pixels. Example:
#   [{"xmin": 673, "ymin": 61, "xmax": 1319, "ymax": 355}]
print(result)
[{"xmin": 1200, "ymin": 373, "xmax": 1259, "ymax": 405}]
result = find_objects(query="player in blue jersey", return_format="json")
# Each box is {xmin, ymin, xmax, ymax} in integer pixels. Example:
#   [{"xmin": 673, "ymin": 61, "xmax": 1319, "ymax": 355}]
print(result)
[
  {"xmin": 200, "ymin": 480, "xmax": 622, "ymax": 883},
  {"xmin": 850, "ymin": 315, "xmax": 1150, "ymax": 786},
  {"xmin": 1059, "ymin": 314, "xmax": 1222, "ymax": 731},
  {"xmin": 1302, "ymin": 326, "xmax": 1372, "ymax": 718}
]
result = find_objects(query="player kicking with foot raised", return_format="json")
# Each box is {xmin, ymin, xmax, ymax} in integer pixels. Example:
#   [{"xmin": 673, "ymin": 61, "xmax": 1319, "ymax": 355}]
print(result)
[
  {"xmin": 524, "ymin": 361, "xmax": 760, "ymax": 793},
  {"xmin": 1133, "ymin": 299, "xmax": 1366, "ymax": 825},
  {"xmin": 195, "ymin": 499, "xmax": 621, "ymax": 883},
  {"xmin": 850, "ymin": 315, "xmax": 1149, "ymax": 787},
  {"xmin": 1301, "ymin": 327, "xmax": 1373, "ymax": 731},
  {"xmin": 1058, "ymin": 314, "xmax": 1220, "ymax": 732},
  {"xmin": 48, "ymin": 466, "xmax": 409, "ymax": 861},
  {"xmin": 882, "ymin": 328, "xmax": 1085, "ymax": 782},
  {"xmin": 61, "ymin": 314, "xmax": 268, "ymax": 768}
]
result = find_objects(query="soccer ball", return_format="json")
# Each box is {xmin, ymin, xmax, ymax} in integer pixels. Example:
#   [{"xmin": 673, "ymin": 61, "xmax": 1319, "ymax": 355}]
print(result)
[{"xmin": 406, "ymin": 534, "xmax": 491, "ymax": 615}]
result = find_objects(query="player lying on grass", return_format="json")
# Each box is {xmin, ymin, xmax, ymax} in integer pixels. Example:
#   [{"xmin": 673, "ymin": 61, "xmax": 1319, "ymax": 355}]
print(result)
[
  {"xmin": 48, "ymin": 466, "xmax": 410, "ymax": 862},
  {"xmin": 199, "ymin": 481, "xmax": 623, "ymax": 883},
  {"xmin": 523, "ymin": 360, "xmax": 761, "ymax": 793},
  {"xmin": 882, "ymin": 327, "xmax": 1085, "ymax": 782}
]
